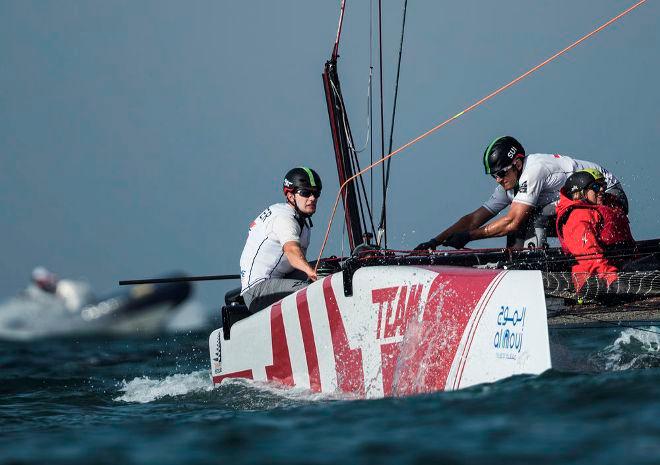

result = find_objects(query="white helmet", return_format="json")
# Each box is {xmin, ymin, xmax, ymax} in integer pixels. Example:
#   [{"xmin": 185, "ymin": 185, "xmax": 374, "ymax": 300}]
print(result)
[{"xmin": 31, "ymin": 266, "xmax": 58, "ymax": 292}]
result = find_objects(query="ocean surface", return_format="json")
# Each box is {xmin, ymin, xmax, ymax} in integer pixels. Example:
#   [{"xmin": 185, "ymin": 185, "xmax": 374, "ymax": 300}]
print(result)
[{"xmin": 2, "ymin": 322, "xmax": 660, "ymax": 465}]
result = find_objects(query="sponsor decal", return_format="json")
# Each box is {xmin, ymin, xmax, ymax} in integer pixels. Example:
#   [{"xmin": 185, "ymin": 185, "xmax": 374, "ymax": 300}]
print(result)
[
  {"xmin": 283, "ymin": 178, "xmax": 293, "ymax": 187},
  {"xmin": 518, "ymin": 181, "xmax": 528, "ymax": 193},
  {"xmin": 493, "ymin": 305, "xmax": 526, "ymax": 359},
  {"xmin": 372, "ymin": 284, "xmax": 424, "ymax": 341},
  {"xmin": 258, "ymin": 208, "xmax": 272, "ymax": 222},
  {"xmin": 507, "ymin": 147, "xmax": 517, "ymax": 159},
  {"xmin": 212, "ymin": 331, "xmax": 222, "ymax": 373},
  {"xmin": 371, "ymin": 284, "xmax": 423, "ymax": 396}
]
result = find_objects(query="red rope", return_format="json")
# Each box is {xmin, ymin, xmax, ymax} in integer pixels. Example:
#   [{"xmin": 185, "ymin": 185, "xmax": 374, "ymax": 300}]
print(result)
[{"xmin": 316, "ymin": 0, "xmax": 647, "ymax": 268}]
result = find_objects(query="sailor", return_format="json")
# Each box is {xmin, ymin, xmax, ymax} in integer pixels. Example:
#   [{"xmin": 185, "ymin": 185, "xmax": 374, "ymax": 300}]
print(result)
[
  {"xmin": 556, "ymin": 169, "xmax": 634, "ymax": 294},
  {"xmin": 414, "ymin": 136, "xmax": 628, "ymax": 250},
  {"xmin": 31, "ymin": 266, "xmax": 59, "ymax": 294},
  {"xmin": 30, "ymin": 266, "xmax": 94, "ymax": 311},
  {"xmin": 239, "ymin": 167, "xmax": 322, "ymax": 313}
]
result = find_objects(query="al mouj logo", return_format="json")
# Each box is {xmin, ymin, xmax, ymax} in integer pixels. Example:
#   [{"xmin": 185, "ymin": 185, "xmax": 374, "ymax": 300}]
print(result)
[
  {"xmin": 493, "ymin": 304, "xmax": 526, "ymax": 359},
  {"xmin": 283, "ymin": 178, "xmax": 293, "ymax": 187},
  {"xmin": 518, "ymin": 181, "xmax": 528, "ymax": 193}
]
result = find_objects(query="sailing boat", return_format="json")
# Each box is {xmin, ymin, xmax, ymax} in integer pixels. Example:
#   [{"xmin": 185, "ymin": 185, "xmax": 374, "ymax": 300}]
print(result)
[{"xmin": 208, "ymin": 1, "xmax": 657, "ymax": 397}]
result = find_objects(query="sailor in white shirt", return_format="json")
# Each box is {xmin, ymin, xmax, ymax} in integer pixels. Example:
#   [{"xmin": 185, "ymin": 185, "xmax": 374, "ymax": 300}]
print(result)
[
  {"xmin": 239, "ymin": 167, "xmax": 322, "ymax": 313},
  {"xmin": 415, "ymin": 136, "xmax": 627, "ymax": 250}
]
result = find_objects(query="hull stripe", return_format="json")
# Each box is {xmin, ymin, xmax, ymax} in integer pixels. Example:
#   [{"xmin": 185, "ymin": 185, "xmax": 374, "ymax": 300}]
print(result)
[
  {"xmin": 452, "ymin": 270, "xmax": 507, "ymax": 390},
  {"xmin": 392, "ymin": 270, "xmax": 498, "ymax": 394},
  {"xmin": 212, "ymin": 369, "xmax": 253, "ymax": 384},
  {"xmin": 265, "ymin": 301, "xmax": 294, "ymax": 386},
  {"xmin": 322, "ymin": 276, "xmax": 365, "ymax": 395},
  {"xmin": 296, "ymin": 289, "xmax": 322, "ymax": 392}
]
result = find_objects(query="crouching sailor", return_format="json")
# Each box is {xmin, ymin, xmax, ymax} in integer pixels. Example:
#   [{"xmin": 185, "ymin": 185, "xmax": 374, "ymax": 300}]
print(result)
[
  {"xmin": 415, "ymin": 135, "xmax": 628, "ymax": 251},
  {"xmin": 239, "ymin": 167, "xmax": 322, "ymax": 313},
  {"xmin": 556, "ymin": 169, "xmax": 635, "ymax": 296}
]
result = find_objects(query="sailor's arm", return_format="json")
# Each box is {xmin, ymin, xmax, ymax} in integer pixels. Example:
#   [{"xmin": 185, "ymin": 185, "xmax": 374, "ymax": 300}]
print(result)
[
  {"xmin": 469, "ymin": 202, "xmax": 532, "ymax": 239},
  {"xmin": 437, "ymin": 207, "xmax": 494, "ymax": 242},
  {"xmin": 415, "ymin": 207, "xmax": 493, "ymax": 249},
  {"xmin": 283, "ymin": 241, "xmax": 318, "ymax": 281}
]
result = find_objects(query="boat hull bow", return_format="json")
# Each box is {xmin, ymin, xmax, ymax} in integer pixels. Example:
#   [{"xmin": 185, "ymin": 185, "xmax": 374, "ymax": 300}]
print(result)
[{"xmin": 210, "ymin": 265, "xmax": 551, "ymax": 398}]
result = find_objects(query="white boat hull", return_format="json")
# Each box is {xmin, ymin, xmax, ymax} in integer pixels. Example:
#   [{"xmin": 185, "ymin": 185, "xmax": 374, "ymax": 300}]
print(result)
[{"xmin": 210, "ymin": 265, "xmax": 551, "ymax": 398}]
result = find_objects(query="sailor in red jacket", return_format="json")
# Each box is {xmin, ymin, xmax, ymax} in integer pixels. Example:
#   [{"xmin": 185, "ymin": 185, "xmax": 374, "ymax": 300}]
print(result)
[{"xmin": 556, "ymin": 169, "xmax": 634, "ymax": 294}]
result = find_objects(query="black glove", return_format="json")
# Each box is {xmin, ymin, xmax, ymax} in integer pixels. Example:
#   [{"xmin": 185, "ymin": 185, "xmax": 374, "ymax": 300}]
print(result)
[
  {"xmin": 442, "ymin": 231, "xmax": 471, "ymax": 249},
  {"xmin": 414, "ymin": 238, "xmax": 440, "ymax": 251}
]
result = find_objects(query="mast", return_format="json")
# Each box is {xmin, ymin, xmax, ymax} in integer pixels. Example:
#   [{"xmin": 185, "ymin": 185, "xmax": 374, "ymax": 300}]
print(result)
[
  {"xmin": 323, "ymin": 1, "xmax": 408, "ymax": 252},
  {"xmin": 322, "ymin": 0, "xmax": 375, "ymax": 252},
  {"xmin": 322, "ymin": 59, "xmax": 367, "ymax": 251}
]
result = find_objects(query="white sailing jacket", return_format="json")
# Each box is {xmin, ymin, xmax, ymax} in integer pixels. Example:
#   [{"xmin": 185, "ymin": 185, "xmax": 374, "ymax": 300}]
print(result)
[
  {"xmin": 483, "ymin": 153, "xmax": 619, "ymax": 214},
  {"xmin": 239, "ymin": 203, "xmax": 311, "ymax": 294}
]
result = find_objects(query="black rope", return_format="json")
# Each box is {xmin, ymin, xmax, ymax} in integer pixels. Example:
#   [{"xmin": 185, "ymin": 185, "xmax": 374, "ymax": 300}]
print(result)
[
  {"xmin": 377, "ymin": 0, "xmax": 386, "ymax": 247},
  {"xmin": 369, "ymin": 0, "xmax": 374, "ymax": 216},
  {"xmin": 333, "ymin": 82, "xmax": 377, "ymax": 238},
  {"xmin": 378, "ymin": 0, "xmax": 408, "ymax": 249}
]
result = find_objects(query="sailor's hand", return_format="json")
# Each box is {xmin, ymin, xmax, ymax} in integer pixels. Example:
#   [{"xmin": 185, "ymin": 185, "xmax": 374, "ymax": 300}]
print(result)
[
  {"xmin": 413, "ymin": 238, "xmax": 440, "ymax": 251},
  {"xmin": 442, "ymin": 231, "xmax": 471, "ymax": 249},
  {"xmin": 307, "ymin": 271, "xmax": 318, "ymax": 282}
]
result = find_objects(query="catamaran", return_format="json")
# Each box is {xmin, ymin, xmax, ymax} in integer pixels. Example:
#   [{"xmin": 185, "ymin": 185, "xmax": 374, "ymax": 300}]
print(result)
[{"xmin": 208, "ymin": 0, "xmax": 657, "ymax": 398}]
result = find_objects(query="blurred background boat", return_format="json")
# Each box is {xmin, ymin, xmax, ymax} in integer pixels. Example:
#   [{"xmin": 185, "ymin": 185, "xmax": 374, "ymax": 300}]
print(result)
[{"xmin": 0, "ymin": 269, "xmax": 205, "ymax": 340}]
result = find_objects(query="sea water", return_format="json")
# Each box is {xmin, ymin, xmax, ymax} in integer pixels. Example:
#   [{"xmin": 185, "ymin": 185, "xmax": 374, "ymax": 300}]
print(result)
[{"xmin": 1, "ymin": 325, "xmax": 659, "ymax": 464}]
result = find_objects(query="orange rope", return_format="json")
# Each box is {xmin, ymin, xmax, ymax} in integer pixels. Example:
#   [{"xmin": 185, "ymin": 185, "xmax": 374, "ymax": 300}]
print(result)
[{"xmin": 315, "ymin": 0, "xmax": 647, "ymax": 269}]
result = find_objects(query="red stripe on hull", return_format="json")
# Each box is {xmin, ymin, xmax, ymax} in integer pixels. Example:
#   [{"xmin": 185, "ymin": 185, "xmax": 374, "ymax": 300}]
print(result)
[
  {"xmin": 322, "ymin": 276, "xmax": 365, "ymax": 396},
  {"xmin": 380, "ymin": 342, "xmax": 400, "ymax": 397},
  {"xmin": 452, "ymin": 271, "xmax": 507, "ymax": 390},
  {"xmin": 391, "ymin": 269, "xmax": 499, "ymax": 395},
  {"xmin": 265, "ymin": 301, "xmax": 294, "ymax": 386},
  {"xmin": 296, "ymin": 289, "xmax": 322, "ymax": 392},
  {"xmin": 213, "ymin": 369, "xmax": 253, "ymax": 384}
]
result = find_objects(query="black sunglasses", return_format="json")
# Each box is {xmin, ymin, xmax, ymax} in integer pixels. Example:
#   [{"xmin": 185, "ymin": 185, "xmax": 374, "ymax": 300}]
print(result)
[
  {"xmin": 296, "ymin": 188, "xmax": 321, "ymax": 198},
  {"xmin": 587, "ymin": 182, "xmax": 605, "ymax": 193},
  {"xmin": 491, "ymin": 164, "xmax": 514, "ymax": 180}
]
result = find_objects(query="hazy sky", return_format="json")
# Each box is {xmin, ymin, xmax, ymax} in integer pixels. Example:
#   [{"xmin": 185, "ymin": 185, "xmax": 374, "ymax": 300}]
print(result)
[{"xmin": 1, "ymin": 1, "xmax": 658, "ymax": 306}]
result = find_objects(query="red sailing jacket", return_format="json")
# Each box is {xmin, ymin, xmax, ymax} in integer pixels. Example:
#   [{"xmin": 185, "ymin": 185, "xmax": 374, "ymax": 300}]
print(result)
[{"xmin": 556, "ymin": 191, "xmax": 634, "ymax": 291}]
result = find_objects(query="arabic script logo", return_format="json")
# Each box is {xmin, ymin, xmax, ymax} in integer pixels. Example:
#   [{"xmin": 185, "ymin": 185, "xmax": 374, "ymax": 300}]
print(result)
[{"xmin": 493, "ymin": 305, "xmax": 526, "ymax": 357}]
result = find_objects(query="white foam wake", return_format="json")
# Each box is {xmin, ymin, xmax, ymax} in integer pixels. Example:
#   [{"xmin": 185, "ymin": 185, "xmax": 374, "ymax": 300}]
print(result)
[
  {"xmin": 115, "ymin": 368, "xmax": 353, "ymax": 406},
  {"xmin": 115, "ymin": 370, "xmax": 213, "ymax": 403},
  {"xmin": 600, "ymin": 327, "xmax": 660, "ymax": 371},
  {"xmin": 220, "ymin": 377, "xmax": 351, "ymax": 402}
]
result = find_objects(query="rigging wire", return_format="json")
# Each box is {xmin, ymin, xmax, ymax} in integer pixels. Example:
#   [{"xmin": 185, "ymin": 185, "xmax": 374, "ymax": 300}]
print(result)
[
  {"xmin": 370, "ymin": 0, "xmax": 374, "ymax": 215},
  {"xmin": 378, "ymin": 0, "xmax": 409, "ymax": 248},
  {"xmin": 316, "ymin": 0, "xmax": 648, "ymax": 268},
  {"xmin": 377, "ymin": 0, "xmax": 386, "ymax": 247},
  {"xmin": 351, "ymin": 71, "xmax": 372, "ymax": 154},
  {"xmin": 329, "ymin": 79, "xmax": 377, "ymax": 238},
  {"xmin": 330, "ymin": 0, "xmax": 377, "ymax": 245},
  {"xmin": 332, "ymin": 0, "xmax": 347, "ymax": 59}
]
